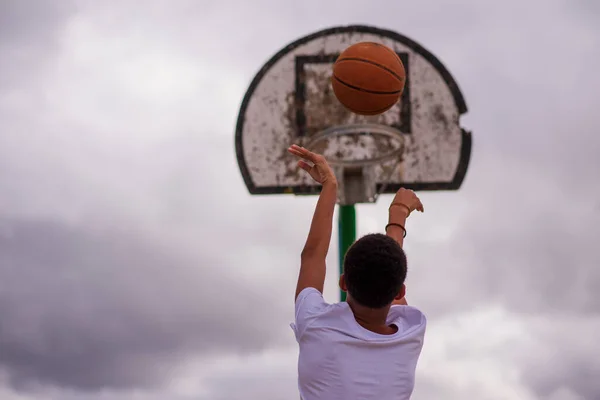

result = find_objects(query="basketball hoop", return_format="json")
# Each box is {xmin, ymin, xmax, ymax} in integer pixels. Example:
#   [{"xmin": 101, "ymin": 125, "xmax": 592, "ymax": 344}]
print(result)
[{"xmin": 304, "ymin": 123, "xmax": 405, "ymax": 205}]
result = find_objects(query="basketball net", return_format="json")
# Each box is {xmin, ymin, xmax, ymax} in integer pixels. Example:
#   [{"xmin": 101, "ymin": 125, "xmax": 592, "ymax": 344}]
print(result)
[{"xmin": 303, "ymin": 123, "xmax": 405, "ymax": 205}]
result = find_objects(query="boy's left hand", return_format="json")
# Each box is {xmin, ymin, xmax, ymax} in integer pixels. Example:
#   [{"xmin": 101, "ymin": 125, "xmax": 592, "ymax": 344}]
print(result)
[
  {"xmin": 288, "ymin": 144, "xmax": 337, "ymax": 186},
  {"xmin": 390, "ymin": 188, "xmax": 424, "ymax": 217}
]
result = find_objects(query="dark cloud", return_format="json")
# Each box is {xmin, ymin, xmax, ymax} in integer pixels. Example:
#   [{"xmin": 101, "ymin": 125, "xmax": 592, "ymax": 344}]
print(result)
[
  {"xmin": 0, "ymin": 0, "xmax": 73, "ymax": 43},
  {"xmin": 0, "ymin": 218, "xmax": 291, "ymax": 391},
  {"xmin": 0, "ymin": 0, "xmax": 75, "ymax": 90},
  {"xmin": 520, "ymin": 318, "xmax": 600, "ymax": 400},
  {"xmin": 527, "ymin": 358, "xmax": 600, "ymax": 400},
  {"xmin": 573, "ymin": 0, "xmax": 600, "ymax": 22}
]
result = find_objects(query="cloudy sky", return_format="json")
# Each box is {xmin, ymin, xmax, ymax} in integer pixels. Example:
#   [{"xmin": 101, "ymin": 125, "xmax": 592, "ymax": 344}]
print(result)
[{"xmin": 1, "ymin": 0, "xmax": 599, "ymax": 399}]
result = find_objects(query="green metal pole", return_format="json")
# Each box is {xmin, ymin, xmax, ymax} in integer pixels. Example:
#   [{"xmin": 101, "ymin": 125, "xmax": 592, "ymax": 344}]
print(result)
[{"xmin": 338, "ymin": 205, "xmax": 356, "ymax": 302}]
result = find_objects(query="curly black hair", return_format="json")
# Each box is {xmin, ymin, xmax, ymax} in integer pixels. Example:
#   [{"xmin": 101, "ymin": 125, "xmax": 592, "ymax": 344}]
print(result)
[{"xmin": 343, "ymin": 233, "xmax": 407, "ymax": 309}]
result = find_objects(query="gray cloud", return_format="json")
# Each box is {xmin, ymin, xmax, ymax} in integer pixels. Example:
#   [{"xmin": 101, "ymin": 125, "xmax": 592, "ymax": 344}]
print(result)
[
  {"xmin": 527, "ymin": 358, "xmax": 600, "ymax": 400},
  {"xmin": 0, "ymin": 218, "xmax": 292, "ymax": 391},
  {"xmin": 0, "ymin": 0, "xmax": 75, "ymax": 90},
  {"xmin": 519, "ymin": 318, "xmax": 600, "ymax": 400},
  {"xmin": 0, "ymin": 0, "xmax": 72, "ymax": 43}
]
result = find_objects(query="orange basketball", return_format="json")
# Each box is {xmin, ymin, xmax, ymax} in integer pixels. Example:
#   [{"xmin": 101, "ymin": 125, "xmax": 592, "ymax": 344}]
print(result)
[{"xmin": 331, "ymin": 42, "xmax": 406, "ymax": 115}]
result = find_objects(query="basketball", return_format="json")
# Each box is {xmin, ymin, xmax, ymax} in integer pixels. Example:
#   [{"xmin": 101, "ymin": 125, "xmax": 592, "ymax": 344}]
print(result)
[{"xmin": 331, "ymin": 42, "xmax": 406, "ymax": 115}]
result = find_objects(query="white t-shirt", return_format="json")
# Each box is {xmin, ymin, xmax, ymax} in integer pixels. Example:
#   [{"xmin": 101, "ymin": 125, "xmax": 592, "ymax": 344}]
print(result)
[{"xmin": 291, "ymin": 287, "xmax": 427, "ymax": 400}]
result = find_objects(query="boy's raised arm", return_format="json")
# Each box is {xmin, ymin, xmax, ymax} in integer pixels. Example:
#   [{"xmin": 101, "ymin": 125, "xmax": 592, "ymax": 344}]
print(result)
[
  {"xmin": 287, "ymin": 145, "xmax": 338, "ymax": 300},
  {"xmin": 385, "ymin": 188, "xmax": 424, "ymax": 305}
]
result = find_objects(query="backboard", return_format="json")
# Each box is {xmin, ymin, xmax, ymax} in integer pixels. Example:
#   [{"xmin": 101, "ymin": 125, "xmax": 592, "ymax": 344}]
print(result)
[{"xmin": 235, "ymin": 25, "xmax": 471, "ymax": 202}]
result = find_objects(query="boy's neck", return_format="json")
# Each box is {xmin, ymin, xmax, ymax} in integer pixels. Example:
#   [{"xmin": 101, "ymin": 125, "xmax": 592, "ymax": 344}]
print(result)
[{"xmin": 347, "ymin": 300, "xmax": 397, "ymax": 335}]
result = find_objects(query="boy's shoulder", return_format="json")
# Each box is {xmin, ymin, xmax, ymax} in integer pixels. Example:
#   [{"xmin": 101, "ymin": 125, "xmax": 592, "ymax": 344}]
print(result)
[
  {"xmin": 388, "ymin": 304, "xmax": 427, "ymax": 327},
  {"xmin": 292, "ymin": 288, "xmax": 426, "ymax": 342}
]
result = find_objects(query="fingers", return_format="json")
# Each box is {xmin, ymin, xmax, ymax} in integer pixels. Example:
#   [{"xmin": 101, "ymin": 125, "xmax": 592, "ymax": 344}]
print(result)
[
  {"xmin": 416, "ymin": 199, "xmax": 424, "ymax": 213},
  {"xmin": 288, "ymin": 144, "xmax": 335, "ymax": 184},
  {"xmin": 287, "ymin": 144, "xmax": 321, "ymax": 164},
  {"xmin": 297, "ymin": 160, "xmax": 312, "ymax": 172}
]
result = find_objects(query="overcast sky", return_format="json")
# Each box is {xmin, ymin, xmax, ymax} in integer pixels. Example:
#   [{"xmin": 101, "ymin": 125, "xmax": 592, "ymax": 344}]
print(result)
[{"xmin": 0, "ymin": 0, "xmax": 599, "ymax": 399}]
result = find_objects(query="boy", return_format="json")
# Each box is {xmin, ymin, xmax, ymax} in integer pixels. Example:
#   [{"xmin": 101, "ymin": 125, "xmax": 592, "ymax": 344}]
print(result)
[{"xmin": 288, "ymin": 144, "xmax": 426, "ymax": 400}]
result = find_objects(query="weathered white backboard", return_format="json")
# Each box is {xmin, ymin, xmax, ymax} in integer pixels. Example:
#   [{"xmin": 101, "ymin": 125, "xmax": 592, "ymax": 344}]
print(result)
[{"xmin": 235, "ymin": 25, "xmax": 471, "ymax": 198}]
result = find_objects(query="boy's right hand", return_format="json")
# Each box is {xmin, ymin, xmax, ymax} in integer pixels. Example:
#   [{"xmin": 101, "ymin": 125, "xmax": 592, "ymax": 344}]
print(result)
[
  {"xmin": 287, "ymin": 144, "xmax": 337, "ymax": 186},
  {"xmin": 389, "ymin": 188, "xmax": 424, "ymax": 217}
]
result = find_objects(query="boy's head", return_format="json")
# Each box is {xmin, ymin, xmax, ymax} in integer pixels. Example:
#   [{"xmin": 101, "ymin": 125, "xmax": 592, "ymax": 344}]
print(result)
[{"xmin": 340, "ymin": 233, "xmax": 407, "ymax": 309}]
